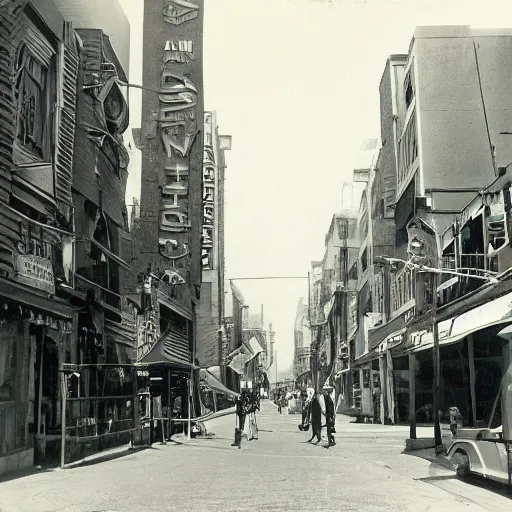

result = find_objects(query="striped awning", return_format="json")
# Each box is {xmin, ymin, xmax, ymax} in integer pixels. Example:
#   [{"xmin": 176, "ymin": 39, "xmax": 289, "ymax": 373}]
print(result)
[
  {"xmin": 137, "ymin": 325, "xmax": 192, "ymax": 367},
  {"xmin": 162, "ymin": 328, "xmax": 190, "ymax": 363}
]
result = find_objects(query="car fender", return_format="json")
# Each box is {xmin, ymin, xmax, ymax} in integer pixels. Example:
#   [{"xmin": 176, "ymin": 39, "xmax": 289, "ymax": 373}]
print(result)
[{"xmin": 447, "ymin": 440, "xmax": 485, "ymax": 474}]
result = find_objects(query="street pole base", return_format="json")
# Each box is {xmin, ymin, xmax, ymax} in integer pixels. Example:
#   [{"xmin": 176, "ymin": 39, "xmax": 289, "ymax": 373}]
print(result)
[{"xmin": 434, "ymin": 444, "xmax": 447, "ymax": 456}]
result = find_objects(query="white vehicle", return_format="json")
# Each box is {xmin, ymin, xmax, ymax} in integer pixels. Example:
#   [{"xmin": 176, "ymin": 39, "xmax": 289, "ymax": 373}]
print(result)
[{"xmin": 447, "ymin": 401, "xmax": 511, "ymax": 491}]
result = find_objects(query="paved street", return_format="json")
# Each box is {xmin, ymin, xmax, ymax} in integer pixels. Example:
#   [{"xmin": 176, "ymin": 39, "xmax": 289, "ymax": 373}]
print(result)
[{"xmin": 0, "ymin": 401, "xmax": 511, "ymax": 512}]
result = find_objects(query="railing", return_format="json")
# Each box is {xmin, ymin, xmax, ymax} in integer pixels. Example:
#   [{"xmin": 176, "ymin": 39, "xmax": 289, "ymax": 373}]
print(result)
[
  {"xmin": 74, "ymin": 274, "xmax": 123, "ymax": 310},
  {"xmin": 441, "ymin": 253, "xmax": 498, "ymax": 274},
  {"xmin": 296, "ymin": 347, "xmax": 310, "ymax": 358},
  {"xmin": 65, "ymin": 395, "xmax": 134, "ymax": 438},
  {"xmin": 439, "ymin": 253, "xmax": 499, "ymax": 306}
]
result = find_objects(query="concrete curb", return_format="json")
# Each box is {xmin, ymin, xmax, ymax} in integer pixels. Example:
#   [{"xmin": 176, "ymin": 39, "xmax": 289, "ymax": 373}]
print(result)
[
  {"xmin": 62, "ymin": 445, "xmax": 149, "ymax": 470},
  {"xmin": 405, "ymin": 438, "xmax": 436, "ymax": 451}
]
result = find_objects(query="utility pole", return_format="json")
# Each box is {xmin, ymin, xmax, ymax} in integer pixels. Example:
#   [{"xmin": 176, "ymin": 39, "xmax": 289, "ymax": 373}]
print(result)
[
  {"xmin": 275, "ymin": 348, "xmax": 278, "ymax": 387},
  {"xmin": 432, "ymin": 271, "xmax": 445, "ymax": 454}
]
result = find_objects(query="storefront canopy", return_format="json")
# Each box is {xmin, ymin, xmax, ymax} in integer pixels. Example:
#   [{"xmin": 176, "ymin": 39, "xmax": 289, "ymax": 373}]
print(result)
[
  {"xmin": 199, "ymin": 368, "xmax": 239, "ymax": 398},
  {"xmin": 137, "ymin": 330, "xmax": 198, "ymax": 369},
  {"xmin": 407, "ymin": 290, "xmax": 512, "ymax": 353},
  {"xmin": 228, "ymin": 336, "xmax": 264, "ymax": 374}
]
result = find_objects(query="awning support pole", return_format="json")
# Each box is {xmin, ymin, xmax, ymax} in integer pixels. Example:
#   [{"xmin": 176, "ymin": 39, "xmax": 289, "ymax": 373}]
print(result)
[
  {"xmin": 187, "ymin": 376, "xmax": 192, "ymax": 440},
  {"xmin": 60, "ymin": 372, "xmax": 68, "ymax": 468}
]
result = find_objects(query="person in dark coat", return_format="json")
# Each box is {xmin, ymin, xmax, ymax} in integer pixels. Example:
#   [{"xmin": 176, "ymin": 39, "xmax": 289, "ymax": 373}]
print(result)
[
  {"xmin": 323, "ymin": 388, "xmax": 336, "ymax": 447},
  {"xmin": 307, "ymin": 393, "xmax": 322, "ymax": 444},
  {"xmin": 231, "ymin": 388, "xmax": 248, "ymax": 447},
  {"xmin": 299, "ymin": 389, "xmax": 311, "ymax": 431}
]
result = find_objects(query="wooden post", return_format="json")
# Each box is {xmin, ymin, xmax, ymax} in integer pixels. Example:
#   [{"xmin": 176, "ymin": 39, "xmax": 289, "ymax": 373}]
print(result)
[
  {"xmin": 37, "ymin": 329, "xmax": 45, "ymax": 435},
  {"xmin": 467, "ymin": 334, "xmax": 477, "ymax": 426},
  {"xmin": 409, "ymin": 352, "xmax": 416, "ymax": 439},
  {"xmin": 60, "ymin": 373, "xmax": 67, "ymax": 468},
  {"xmin": 379, "ymin": 354, "xmax": 386, "ymax": 425},
  {"xmin": 187, "ymin": 376, "xmax": 192, "ymax": 440}
]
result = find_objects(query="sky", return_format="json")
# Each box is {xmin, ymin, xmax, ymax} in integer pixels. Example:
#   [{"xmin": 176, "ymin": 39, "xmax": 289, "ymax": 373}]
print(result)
[{"xmin": 119, "ymin": 0, "xmax": 511, "ymax": 380}]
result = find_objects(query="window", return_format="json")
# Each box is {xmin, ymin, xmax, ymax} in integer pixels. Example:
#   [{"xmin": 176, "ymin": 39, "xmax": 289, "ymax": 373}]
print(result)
[
  {"xmin": 391, "ymin": 268, "xmax": 415, "ymax": 313},
  {"xmin": 205, "ymin": 133, "xmax": 212, "ymax": 146},
  {"xmin": 91, "ymin": 216, "xmax": 110, "ymax": 289},
  {"xmin": 13, "ymin": 43, "xmax": 52, "ymax": 163},
  {"xmin": 361, "ymin": 249, "xmax": 368, "ymax": 273},
  {"xmin": 486, "ymin": 194, "xmax": 508, "ymax": 253},
  {"xmin": 397, "ymin": 112, "xmax": 418, "ymax": 185},
  {"xmin": 404, "ymin": 66, "xmax": 415, "ymax": 109}
]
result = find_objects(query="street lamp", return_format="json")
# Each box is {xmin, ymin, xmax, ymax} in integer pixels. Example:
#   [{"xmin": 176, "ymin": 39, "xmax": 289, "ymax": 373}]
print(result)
[{"xmin": 374, "ymin": 252, "xmax": 499, "ymax": 454}]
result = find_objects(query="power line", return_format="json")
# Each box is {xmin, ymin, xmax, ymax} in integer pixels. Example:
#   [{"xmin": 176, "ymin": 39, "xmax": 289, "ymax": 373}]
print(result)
[{"xmin": 229, "ymin": 276, "xmax": 308, "ymax": 281}]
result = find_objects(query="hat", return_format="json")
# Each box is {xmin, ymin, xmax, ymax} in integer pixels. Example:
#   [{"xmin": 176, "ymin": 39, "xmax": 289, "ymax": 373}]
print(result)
[{"xmin": 322, "ymin": 385, "xmax": 333, "ymax": 391}]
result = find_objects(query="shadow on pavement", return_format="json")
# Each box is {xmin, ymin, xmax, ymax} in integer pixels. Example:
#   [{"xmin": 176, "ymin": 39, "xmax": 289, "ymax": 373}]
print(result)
[{"xmin": 405, "ymin": 449, "xmax": 512, "ymax": 500}]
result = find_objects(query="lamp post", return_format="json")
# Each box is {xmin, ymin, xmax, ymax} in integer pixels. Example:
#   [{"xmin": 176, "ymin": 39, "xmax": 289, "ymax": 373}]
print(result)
[{"xmin": 374, "ymin": 254, "xmax": 498, "ymax": 454}]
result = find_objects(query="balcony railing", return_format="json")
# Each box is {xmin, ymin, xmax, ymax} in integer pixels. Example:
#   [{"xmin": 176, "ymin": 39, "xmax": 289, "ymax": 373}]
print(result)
[
  {"xmin": 75, "ymin": 274, "xmax": 123, "ymax": 311},
  {"xmin": 439, "ymin": 253, "xmax": 499, "ymax": 306},
  {"xmin": 296, "ymin": 347, "xmax": 310, "ymax": 358}
]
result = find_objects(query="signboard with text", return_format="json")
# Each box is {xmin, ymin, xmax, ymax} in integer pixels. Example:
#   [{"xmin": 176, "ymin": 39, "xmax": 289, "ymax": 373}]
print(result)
[{"xmin": 14, "ymin": 254, "xmax": 55, "ymax": 294}]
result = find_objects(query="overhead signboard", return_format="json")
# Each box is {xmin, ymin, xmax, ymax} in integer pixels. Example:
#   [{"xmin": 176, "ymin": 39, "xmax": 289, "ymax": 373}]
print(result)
[{"xmin": 14, "ymin": 254, "xmax": 55, "ymax": 294}]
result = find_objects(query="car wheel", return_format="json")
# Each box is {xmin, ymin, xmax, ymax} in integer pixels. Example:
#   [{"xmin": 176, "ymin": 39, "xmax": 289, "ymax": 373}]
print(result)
[{"xmin": 452, "ymin": 451, "xmax": 470, "ymax": 479}]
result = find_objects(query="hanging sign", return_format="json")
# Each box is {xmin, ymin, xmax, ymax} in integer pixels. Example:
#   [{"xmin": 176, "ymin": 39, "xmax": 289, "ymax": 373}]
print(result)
[{"xmin": 14, "ymin": 255, "xmax": 55, "ymax": 294}]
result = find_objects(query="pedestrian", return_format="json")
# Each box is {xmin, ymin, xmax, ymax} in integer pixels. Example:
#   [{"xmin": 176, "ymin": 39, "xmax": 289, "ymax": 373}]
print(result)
[
  {"xmin": 248, "ymin": 389, "xmax": 259, "ymax": 441},
  {"xmin": 231, "ymin": 388, "xmax": 248, "ymax": 448},
  {"xmin": 323, "ymin": 386, "xmax": 336, "ymax": 447},
  {"xmin": 307, "ymin": 393, "xmax": 322, "ymax": 444},
  {"xmin": 299, "ymin": 388, "xmax": 311, "ymax": 431},
  {"xmin": 275, "ymin": 391, "xmax": 282, "ymax": 414}
]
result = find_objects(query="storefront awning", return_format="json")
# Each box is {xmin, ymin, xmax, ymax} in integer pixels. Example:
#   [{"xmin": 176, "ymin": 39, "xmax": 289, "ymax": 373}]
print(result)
[
  {"xmin": 137, "ymin": 328, "xmax": 197, "ymax": 369},
  {"xmin": 368, "ymin": 311, "xmax": 412, "ymax": 351},
  {"xmin": 408, "ymin": 291, "xmax": 512, "ymax": 353},
  {"xmin": 199, "ymin": 368, "xmax": 239, "ymax": 398},
  {"xmin": 353, "ymin": 349, "xmax": 379, "ymax": 367},
  {"xmin": 227, "ymin": 336, "xmax": 263, "ymax": 374},
  {"xmin": 0, "ymin": 277, "xmax": 75, "ymax": 319},
  {"xmin": 295, "ymin": 369, "xmax": 311, "ymax": 382}
]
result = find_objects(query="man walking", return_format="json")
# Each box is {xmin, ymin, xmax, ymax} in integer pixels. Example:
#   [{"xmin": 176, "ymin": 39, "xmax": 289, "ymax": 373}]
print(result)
[
  {"xmin": 307, "ymin": 393, "xmax": 322, "ymax": 444},
  {"xmin": 323, "ymin": 386, "xmax": 336, "ymax": 447},
  {"xmin": 299, "ymin": 387, "xmax": 311, "ymax": 431},
  {"xmin": 231, "ymin": 388, "xmax": 248, "ymax": 448}
]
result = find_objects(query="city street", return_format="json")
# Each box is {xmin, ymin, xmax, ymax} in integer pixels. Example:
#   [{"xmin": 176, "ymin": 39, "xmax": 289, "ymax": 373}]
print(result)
[{"xmin": 0, "ymin": 401, "xmax": 511, "ymax": 512}]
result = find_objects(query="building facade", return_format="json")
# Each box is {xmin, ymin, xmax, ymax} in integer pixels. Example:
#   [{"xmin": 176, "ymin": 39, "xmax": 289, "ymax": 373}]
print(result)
[
  {"xmin": 225, "ymin": 282, "xmax": 271, "ymax": 393},
  {"xmin": 132, "ymin": 0, "xmax": 205, "ymax": 423},
  {"xmin": 293, "ymin": 298, "xmax": 311, "ymax": 382},
  {"xmin": 195, "ymin": 111, "xmax": 231, "ymax": 369},
  {"xmin": 0, "ymin": 0, "xmax": 135, "ymax": 476},
  {"xmin": 340, "ymin": 26, "xmax": 512, "ymax": 433}
]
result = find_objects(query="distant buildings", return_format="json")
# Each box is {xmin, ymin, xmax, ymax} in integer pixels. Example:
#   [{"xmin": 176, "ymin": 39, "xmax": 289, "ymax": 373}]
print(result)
[
  {"xmin": 293, "ymin": 298, "xmax": 311, "ymax": 382},
  {"xmin": 225, "ymin": 281, "xmax": 272, "ymax": 393},
  {"xmin": 195, "ymin": 111, "xmax": 231, "ymax": 370},
  {"xmin": 299, "ymin": 26, "xmax": 512, "ymax": 437}
]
